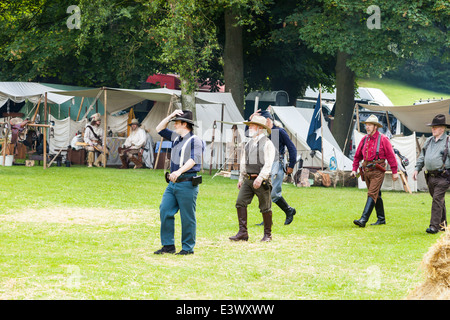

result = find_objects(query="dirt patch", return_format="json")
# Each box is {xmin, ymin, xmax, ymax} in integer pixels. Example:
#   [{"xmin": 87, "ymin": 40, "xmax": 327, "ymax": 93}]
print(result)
[{"xmin": 0, "ymin": 207, "xmax": 158, "ymax": 226}]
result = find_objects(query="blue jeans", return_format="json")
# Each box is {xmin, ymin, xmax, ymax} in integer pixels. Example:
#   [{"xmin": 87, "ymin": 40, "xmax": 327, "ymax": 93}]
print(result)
[
  {"xmin": 271, "ymin": 160, "xmax": 285, "ymax": 202},
  {"xmin": 159, "ymin": 180, "xmax": 199, "ymax": 252}
]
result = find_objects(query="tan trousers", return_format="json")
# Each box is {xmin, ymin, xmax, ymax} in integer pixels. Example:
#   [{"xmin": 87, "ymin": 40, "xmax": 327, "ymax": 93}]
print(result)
[{"xmin": 364, "ymin": 170, "xmax": 385, "ymax": 202}]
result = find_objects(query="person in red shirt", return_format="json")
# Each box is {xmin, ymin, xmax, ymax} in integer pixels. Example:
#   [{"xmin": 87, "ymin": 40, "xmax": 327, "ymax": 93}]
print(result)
[{"xmin": 350, "ymin": 114, "xmax": 398, "ymax": 227}]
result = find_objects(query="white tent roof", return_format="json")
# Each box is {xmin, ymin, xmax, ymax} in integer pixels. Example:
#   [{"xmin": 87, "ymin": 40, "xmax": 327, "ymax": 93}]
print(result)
[
  {"xmin": 272, "ymin": 106, "xmax": 353, "ymax": 170},
  {"xmin": 359, "ymin": 99, "xmax": 450, "ymax": 133},
  {"xmin": 50, "ymin": 87, "xmax": 221, "ymax": 114},
  {"xmin": 0, "ymin": 82, "xmax": 74, "ymax": 108}
]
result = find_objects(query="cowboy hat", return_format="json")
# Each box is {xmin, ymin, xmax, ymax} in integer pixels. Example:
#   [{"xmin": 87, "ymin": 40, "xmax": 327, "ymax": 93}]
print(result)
[
  {"xmin": 170, "ymin": 110, "xmax": 198, "ymax": 127},
  {"xmin": 363, "ymin": 114, "xmax": 383, "ymax": 128},
  {"xmin": 427, "ymin": 114, "xmax": 450, "ymax": 127},
  {"xmin": 128, "ymin": 118, "xmax": 141, "ymax": 126},
  {"xmin": 244, "ymin": 115, "xmax": 272, "ymax": 135},
  {"xmin": 91, "ymin": 113, "xmax": 101, "ymax": 121}
]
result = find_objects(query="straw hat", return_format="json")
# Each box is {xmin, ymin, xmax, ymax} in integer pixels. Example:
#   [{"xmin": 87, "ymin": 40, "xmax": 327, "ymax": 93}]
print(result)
[
  {"xmin": 244, "ymin": 115, "xmax": 272, "ymax": 135},
  {"xmin": 128, "ymin": 118, "xmax": 141, "ymax": 126},
  {"xmin": 9, "ymin": 117, "xmax": 24, "ymax": 126},
  {"xmin": 91, "ymin": 113, "xmax": 101, "ymax": 122},
  {"xmin": 363, "ymin": 114, "xmax": 383, "ymax": 128}
]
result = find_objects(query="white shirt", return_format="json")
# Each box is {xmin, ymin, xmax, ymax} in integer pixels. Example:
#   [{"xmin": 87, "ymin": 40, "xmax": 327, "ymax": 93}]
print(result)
[
  {"xmin": 123, "ymin": 127, "xmax": 147, "ymax": 149},
  {"xmin": 84, "ymin": 124, "xmax": 103, "ymax": 146},
  {"xmin": 239, "ymin": 133, "xmax": 276, "ymax": 183}
]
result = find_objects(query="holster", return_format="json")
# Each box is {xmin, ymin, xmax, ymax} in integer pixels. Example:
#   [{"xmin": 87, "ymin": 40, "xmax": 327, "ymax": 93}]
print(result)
[{"xmin": 358, "ymin": 166, "xmax": 365, "ymax": 181}]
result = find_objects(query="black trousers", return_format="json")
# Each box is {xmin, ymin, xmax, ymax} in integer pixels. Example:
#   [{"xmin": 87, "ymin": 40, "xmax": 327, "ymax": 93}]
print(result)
[{"xmin": 427, "ymin": 175, "xmax": 449, "ymax": 229}]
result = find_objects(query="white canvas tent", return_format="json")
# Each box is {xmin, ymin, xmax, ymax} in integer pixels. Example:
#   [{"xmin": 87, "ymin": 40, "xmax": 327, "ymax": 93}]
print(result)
[
  {"xmin": 358, "ymin": 99, "xmax": 450, "ymax": 133},
  {"xmin": 0, "ymin": 82, "xmax": 73, "ymax": 109},
  {"xmin": 50, "ymin": 87, "xmax": 245, "ymax": 168},
  {"xmin": 271, "ymin": 106, "xmax": 353, "ymax": 171}
]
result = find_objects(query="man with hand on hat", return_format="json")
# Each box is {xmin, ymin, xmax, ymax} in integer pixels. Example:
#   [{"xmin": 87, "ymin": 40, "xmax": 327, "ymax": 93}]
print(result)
[
  {"xmin": 154, "ymin": 109, "xmax": 204, "ymax": 255},
  {"xmin": 229, "ymin": 115, "xmax": 276, "ymax": 242},
  {"xmin": 118, "ymin": 118, "xmax": 147, "ymax": 169},
  {"xmin": 251, "ymin": 109, "xmax": 297, "ymax": 225},
  {"xmin": 413, "ymin": 114, "xmax": 450, "ymax": 234},
  {"xmin": 351, "ymin": 114, "xmax": 398, "ymax": 227}
]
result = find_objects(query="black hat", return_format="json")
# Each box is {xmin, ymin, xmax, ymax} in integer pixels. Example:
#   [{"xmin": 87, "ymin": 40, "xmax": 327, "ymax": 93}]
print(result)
[
  {"xmin": 170, "ymin": 110, "xmax": 198, "ymax": 127},
  {"xmin": 427, "ymin": 114, "xmax": 450, "ymax": 127},
  {"xmin": 259, "ymin": 110, "xmax": 273, "ymax": 120}
]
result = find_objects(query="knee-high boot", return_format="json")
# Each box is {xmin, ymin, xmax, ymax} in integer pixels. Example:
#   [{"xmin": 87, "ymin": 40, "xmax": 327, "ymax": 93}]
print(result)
[
  {"xmin": 229, "ymin": 207, "xmax": 248, "ymax": 241},
  {"xmin": 274, "ymin": 196, "xmax": 296, "ymax": 225},
  {"xmin": 119, "ymin": 155, "xmax": 129, "ymax": 169},
  {"xmin": 261, "ymin": 211, "xmax": 273, "ymax": 242},
  {"xmin": 371, "ymin": 192, "xmax": 386, "ymax": 225},
  {"xmin": 87, "ymin": 151, "xmax": 94, "ymax": 167},
  {"xmin": 353, "ymin": 197, "xmax": 375, "ymax": 227}
]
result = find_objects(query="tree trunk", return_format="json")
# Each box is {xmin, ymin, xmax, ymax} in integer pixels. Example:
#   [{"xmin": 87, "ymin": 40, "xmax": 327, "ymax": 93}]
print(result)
[
  {"xmin": 332, "ymin": 51, "xmax": 355, "ymax": 152},
  {"xmin": 224, "ymin": 8, "xmax": 244, "ymax": 115}
]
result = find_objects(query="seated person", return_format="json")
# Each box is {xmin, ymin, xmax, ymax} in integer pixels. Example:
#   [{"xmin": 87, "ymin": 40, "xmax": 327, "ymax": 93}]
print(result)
[
  {"xmin": 70, "ymin": 131, "xmax": 83, "ymax": 150},
  {"xmin": 84, "ymin": 113, "xmax": 108, "ymax": 167},
  {"xmin": 118, "ymin": 118, "xmax": 147, "ymax": 169}
]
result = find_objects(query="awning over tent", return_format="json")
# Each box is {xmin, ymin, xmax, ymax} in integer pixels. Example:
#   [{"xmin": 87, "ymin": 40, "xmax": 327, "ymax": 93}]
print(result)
[
  {"xmin": 0, "ymin": 82, "xmax": 74, "ymax": 108},
  {"xmin": 358, "ymin": 99, "xmax": 450, "ymax": 133},
  {"xmin": 50, "ymin": 87, "xmax": 222, "ymax": 115}
]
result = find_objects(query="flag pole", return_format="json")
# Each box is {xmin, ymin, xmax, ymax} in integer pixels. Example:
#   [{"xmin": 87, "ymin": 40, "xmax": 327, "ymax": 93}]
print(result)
[{"xmin": 319, "ymin": 84, "xmax": 323, "ymax": 171}]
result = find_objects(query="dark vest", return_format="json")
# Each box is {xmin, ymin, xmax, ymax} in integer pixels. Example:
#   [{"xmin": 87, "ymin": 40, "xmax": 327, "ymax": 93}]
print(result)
[{"xmin": 245, "ymin": 135, "xmax": 269, "ymax": 174}]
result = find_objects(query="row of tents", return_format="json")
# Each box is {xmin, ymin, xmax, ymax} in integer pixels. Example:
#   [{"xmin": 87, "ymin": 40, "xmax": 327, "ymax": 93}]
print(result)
[{"xmin": 1, "ymin": 81, "xmax": 449, "ymax": 193}]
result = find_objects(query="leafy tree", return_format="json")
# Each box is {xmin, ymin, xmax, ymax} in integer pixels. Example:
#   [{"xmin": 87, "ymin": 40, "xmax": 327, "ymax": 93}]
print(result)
[
  {"xmin": 0, "ymin": 0, "xmax": 164, "ymax": 88},
  {"xmin": 286, "ymin": 0, "xmax": 449, "ymax": 148}
]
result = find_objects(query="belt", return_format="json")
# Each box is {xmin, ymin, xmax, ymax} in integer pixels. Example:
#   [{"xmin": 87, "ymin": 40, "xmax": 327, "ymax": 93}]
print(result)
[
  {"xmin": 246, "ymin": 174, "xmax": 259, "ymax": 180},
  {"xmin": 426, "ymin": 170, "xmax": 446, "ymax": 178},
  {"xmin": 175, "ymin": 173, "xmax": 198, "ymax": 183}
]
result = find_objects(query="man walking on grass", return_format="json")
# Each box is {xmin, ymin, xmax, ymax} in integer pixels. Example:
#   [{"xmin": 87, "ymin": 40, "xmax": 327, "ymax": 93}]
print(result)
[
  {"xmin": 350, "ymin": 114, "xmax": 398, "ymax": 227},
  {"xmin": 229, "ymin": 115, "xmax": 276, "ymax": 242},
  {"xmin": 413, "ymin": 114, "xmax": 450, "ymax": 234}
]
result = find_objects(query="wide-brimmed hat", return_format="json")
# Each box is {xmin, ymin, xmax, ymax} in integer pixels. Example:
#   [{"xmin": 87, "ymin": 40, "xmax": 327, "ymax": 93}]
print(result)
[
  {"xmin": 9, "ymin": 117, "xmax": 24, "ymax": 126},
  {"xmin": 128, "ymin": 118, "xmax": 141, "ymax": 126},
  {"xmin": 258, "ymin": 110, "xmax": 273, "ymax": 120},
  {"xmin": 170, "ymin": 110, "xmax": 198, "ymax": 127},
  {"xmin": 91, "ymin": 113, "xmax": 101, "ymax": 121},
  {"xmin": 244, "ymin": 115, "xmax": 272, "ymax": 135},
  {"xmin": 427, "ymin": 114, "xmax": 450, "ymax": 127},
  {"xmin": 363, "ymin": 114, "xmax": 383, "ymax": 128}
]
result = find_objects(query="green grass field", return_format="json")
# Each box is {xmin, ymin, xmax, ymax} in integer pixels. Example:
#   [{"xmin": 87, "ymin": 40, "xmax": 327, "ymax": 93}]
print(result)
[
  {"xmin": 0, "ymin": 166, "xmax": 443, "ymax": 300},
  {"xmin": 358, "ymin": 77, "xmax": 450, "ymax": 106}
]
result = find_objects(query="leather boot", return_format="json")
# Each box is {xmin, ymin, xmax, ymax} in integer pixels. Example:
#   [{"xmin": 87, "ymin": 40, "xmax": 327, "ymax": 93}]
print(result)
[
  {"xmin": 118, "ymin": 155, "xmax": 129, "ymax": 169},
  {"xmin": 371, "ymin": 195, "xmax": 386, "ymax": 225},
  {"xmin": 274, "ymin": 196, "xmax": 296, "ymax": 225},
  {"xmin": 131, "ymin": 156, "xmax": 143, "ymax": 169},
  {"xmin": 229, "ymin": 207, "xmax": 248, "ymax": 241},
  {"xmin": 87, "ymin": 151, "xmax": 94, "ymax": 167},
  {"xmin": 261, "ymin": 211, "xmax": 273, "ymax": 242},
  {"xmin": 353, "ymin": 197, "xmax": 375, "ymax": 227}
]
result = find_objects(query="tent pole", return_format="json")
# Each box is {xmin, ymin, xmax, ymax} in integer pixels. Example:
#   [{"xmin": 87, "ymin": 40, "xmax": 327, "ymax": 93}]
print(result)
[
  {"xmin": 154, "ymin": 94, "xmax": 176, "ymax": 170},
  {"xmin": 76, "ymin": 97, "xmax": 84, "ymax": 121},
  {"xmin": 209, "ymin": 120, "xmax": 216, "ymax": 175},
  {"xmin": 319, "ymin": 85, "xmax": 323, "ymax": 171},
  {"xmin": 103, "ymin": 88, "xmax": 107, "ymax": 168},
  {"xmin": 44, "ymin": 93, "xmax": 48, "ymax": 169},
  {"xmin": 220, "ymin": 103, "xmax": 224, "ymax": 167}
]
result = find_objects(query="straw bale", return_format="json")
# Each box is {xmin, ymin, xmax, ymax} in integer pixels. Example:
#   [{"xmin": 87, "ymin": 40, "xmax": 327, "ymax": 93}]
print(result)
[{"xmin": 407, "ymin": 228, "xmax": 450, "ymax": 299}]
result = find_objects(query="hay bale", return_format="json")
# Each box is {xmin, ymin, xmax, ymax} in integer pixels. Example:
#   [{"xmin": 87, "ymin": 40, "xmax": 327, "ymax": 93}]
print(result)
[{"xmin": 407, "ymin": 229, "xmax": 450, "ymax": 299}]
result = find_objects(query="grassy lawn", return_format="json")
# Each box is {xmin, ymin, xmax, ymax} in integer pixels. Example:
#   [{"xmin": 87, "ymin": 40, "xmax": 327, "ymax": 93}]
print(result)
[
  {"xmin": 358, "ymin": 77, "xmax": 450, "ymax": 106},
  {"xmin": 0, "ymin": 165, "xmax": 443, "ymax": 300}
]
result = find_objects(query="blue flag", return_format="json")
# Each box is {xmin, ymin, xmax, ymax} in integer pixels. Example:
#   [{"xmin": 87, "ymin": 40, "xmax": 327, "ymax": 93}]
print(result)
[{"xmin": 307, "ymin": 93, "xmax": 322, "ymax": 151}]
